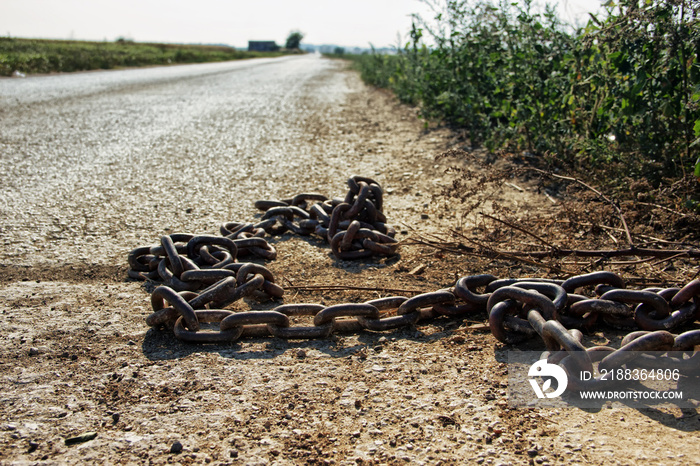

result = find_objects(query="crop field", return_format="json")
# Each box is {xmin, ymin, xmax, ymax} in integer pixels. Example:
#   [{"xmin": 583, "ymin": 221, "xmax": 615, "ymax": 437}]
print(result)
[{"xmin": 0, "ymin": 37, "xmax": 287, "ymax": 76}]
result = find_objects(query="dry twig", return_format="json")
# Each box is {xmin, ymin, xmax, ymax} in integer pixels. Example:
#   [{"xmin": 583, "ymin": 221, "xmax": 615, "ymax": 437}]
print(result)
[{"xmin": 531, "ymin": 168, "xmax": 634, "ymax": 248}]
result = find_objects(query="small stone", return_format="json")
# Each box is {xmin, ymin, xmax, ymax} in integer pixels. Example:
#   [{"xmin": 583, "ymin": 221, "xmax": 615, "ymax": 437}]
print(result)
[
  {"xmin": 29, "ymin": 347, "xmax": 40, "ymax": 356},
  {"xmin": 527, "ymin": 449, "xmax": 539, "ymax": 457},
  {"xmin": 170, "ymin": 441, "xmax": 183, "ymax": 454},
  {"xmin": 112, "ymin": 413, "xmax": 120, "ymax": 424},
  {"xmin": 65, "ymin": 432, "xmax": 97, "ymax": 446},
  {"xmin": 127, "ymin": 340, "xmax": 136, "ymax": 346},
  {"xmin": 296, "ymin": 349, "xmax": 306, "ymax": 359},
  {"xmin": 421, "ymin": 213, "xmax": 430, "ymax": 219},
  {"xmin": 28, "ymin": 441, "xmax": 39, "ymax": 453},
  {"xmin": 230, "ymin": 449, "xmax": 238, "ymax": 458}
]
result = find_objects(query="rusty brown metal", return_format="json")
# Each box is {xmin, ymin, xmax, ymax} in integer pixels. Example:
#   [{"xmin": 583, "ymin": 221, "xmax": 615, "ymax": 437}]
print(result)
[
  {"xmin": 313, "ymin": 303, "xmax": 380, "ymax": 326},
  {"xmin": 330, "ymin": 231, "xmax": 374, "ymax": 260},
  {"xmin": 540, "ymin": 320, "xmax": 592, "ymax": 373},
  {"xmin": 634, "ymin": 287, "xmax": 697, "ymax": 330},
  {"xmin": 220, "ymin": 311, "xmax": 289, "ymax": 331},
  {"xmin": 673, "ymin": 329, "xmax": 700, "ymax": 350},
  {"xmin": 141, "ymin": 267, "xmax": 700, "ymax": 383},
  {"xmin": 173, "ymin": 310, "xmax": 243, "ymax": 343},
  {"xmin": 489, "ymin": 300, "xmax": 534, "ymax": 344},
  {"xmin": 149, "ymin": 286, "xmax": 199, "ymax": 331},
  {"xmin": 561, "ymin": 271, "xmax": 626, "ymax": 293},
  {"xmin": 453, "ymin": 274, "xmax": 497, "ymax": 307},
  {"xmin": 291, "ymin": 193, "xmax": 328, "ymax": 206},
  {"xmin": 131, "ymin": 176, "xmax": 698, "ymax": 385},
  {"xmin": 245, "ymin": 177, "xmax": 397, "ymax": 260},
  {"xmin": 265, "ymin": 304, "xmax": 334, "ymax": 339},
  {"xmin": 671, "ymin": 279, "xmax": 700, "ymax": 308},
  {"xmin": 487, "ymin": 286, "xmax": 558, "ymax": 320},
  {"xmin": 599, "ymin": 330, "xmax": 675, "ymax": 372}
]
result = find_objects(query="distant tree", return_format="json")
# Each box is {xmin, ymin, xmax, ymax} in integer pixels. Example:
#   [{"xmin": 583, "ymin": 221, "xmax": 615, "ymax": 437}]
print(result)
[
  {"xmin": 285, "ymin": 31, "xmax": 304, "ymax": 50},
  {"xmin": 333, "ymin": 47, "xmax": 345, "ymax": 55}
]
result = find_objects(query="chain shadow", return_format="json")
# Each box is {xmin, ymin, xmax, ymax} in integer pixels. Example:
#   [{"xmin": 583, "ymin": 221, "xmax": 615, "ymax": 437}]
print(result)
[{"xmin": 140, "ymin": 318, "xmax": 453, "ymax": 363}]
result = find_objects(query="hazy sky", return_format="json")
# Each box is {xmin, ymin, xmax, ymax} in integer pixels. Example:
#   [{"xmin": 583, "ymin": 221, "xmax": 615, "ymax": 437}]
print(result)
[{"xmin": 1, "ymin": 0, "xmax": 603, "ymax": 49}]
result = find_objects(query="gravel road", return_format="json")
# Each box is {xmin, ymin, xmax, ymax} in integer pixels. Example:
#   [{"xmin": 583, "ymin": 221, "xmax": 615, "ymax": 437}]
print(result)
[
  {"xmin": 0, "ymin": 55, "xmax": 697, "ymax": 465},
  {"xmin": 0, "ymin": 54, "xmax": 381, "ymax": 267}
]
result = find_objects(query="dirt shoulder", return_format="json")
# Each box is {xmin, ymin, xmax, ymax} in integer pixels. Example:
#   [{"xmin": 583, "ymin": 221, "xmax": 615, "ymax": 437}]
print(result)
[{"xmin": 0, "ymin": 59, "xmax": 698, "ymax": 465}]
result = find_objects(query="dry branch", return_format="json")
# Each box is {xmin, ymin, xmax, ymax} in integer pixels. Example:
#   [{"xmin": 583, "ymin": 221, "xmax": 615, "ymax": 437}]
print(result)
[{"xmin": 531, "ymin": 168, "xmax": 635, "ymax": 248}]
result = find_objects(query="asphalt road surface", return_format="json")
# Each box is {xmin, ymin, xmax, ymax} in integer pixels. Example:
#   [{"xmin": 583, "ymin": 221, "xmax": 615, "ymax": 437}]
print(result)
[{"xmin": 0, "ymin": 54, "xmax": 367, "ymax": 267}]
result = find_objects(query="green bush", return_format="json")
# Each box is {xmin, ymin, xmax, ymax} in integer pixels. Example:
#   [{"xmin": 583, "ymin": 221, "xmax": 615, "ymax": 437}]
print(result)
[{"xmin": 352, "ymin": 0, "xmax": 700, "ymax": 186}]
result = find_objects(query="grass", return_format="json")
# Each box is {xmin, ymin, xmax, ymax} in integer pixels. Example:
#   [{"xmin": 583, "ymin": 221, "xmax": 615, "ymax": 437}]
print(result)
[{"xmin": 0, "ymin": 37, "xmax": 288, "ymax": 76}]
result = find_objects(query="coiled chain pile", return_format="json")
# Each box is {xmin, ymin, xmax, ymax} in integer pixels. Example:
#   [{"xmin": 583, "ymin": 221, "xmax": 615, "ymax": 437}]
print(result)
[
  {"xmin": 128, "ymin": 176, "xmax": 700, "ymax": 390},
  {"xmin": 228, "ymin": 174, "xmax": 398, "ymax": 260},
  {"xmin": 127, "ymin": 175, "xmax": 399, "ymax": 327}
]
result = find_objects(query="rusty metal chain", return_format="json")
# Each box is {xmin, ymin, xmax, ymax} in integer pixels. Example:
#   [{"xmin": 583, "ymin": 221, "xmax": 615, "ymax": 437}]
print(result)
[
  {"xmin": 481, "ymin": 272, "xmax": 700, "ymax": 388},
  {"xmin": 250, "ymin": 175, "xmax": 399, "ymax": 260},
  {"xmin": 144, "ymin": 269, "xmax": 700, "ymax": 373},
  {"xmin": 129, "ymin": 176, "xmax": 698, "ymax": 395},
  {"xmin": 129, "ymin": 177, "xmax": 397, "ymax": 280},
  {"xmin": 128, "ymin": 232, "xmax": 283, "ymax": 308},
  {"xmin": 127, "ymin": 176, "xmax": 399, "ymax": 317}
]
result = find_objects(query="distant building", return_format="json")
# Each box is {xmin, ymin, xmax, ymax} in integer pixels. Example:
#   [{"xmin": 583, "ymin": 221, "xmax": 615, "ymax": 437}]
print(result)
[{"xmin": 248, "ymin": 41, "xmax": 278, "ymax": 52}]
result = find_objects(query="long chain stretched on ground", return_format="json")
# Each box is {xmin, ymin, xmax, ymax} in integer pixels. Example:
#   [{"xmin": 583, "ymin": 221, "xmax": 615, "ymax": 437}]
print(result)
[{"xmin": 128, "ymin": 176, "xmax": 700, "ymax": 391}]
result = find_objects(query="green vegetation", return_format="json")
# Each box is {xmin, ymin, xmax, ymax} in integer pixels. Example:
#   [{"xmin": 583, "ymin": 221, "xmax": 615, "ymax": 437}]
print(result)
[
  {"xmin": 0, "ymin": 37, "xmax": 286, "ymax": 76},
  {"xmin": 285, "ymin": 31, "xmax": 304, "ymax": 50},
  {"xmin": 350, "ymin": 0, "xmax": 700, "ymax": 192}
]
